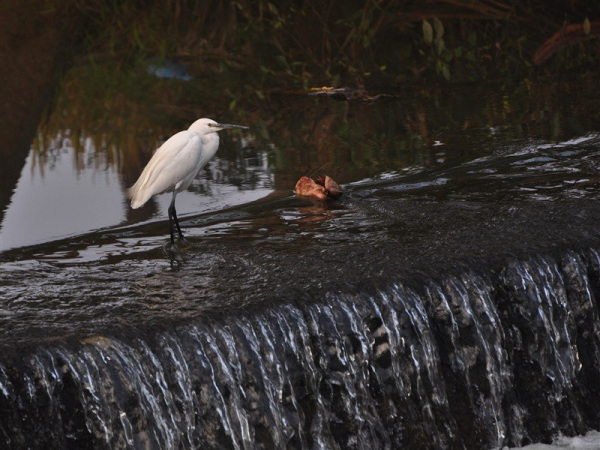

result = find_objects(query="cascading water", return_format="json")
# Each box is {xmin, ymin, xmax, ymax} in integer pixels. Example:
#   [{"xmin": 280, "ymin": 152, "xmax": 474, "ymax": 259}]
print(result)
[{"xmin": 2, "ymin": 249, "xmax": 598, "ymax": 449}]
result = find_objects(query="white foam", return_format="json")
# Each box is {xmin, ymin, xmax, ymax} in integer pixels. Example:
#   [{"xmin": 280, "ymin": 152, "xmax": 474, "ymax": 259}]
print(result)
[{"xmin": 503, "ymin": 431, "xmax": 600, "ymax": 450}]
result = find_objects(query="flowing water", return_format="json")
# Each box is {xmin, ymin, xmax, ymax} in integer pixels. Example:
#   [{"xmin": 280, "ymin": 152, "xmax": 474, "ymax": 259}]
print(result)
[
  {"xmin": 1, "ymin": 77, "xmax": 600, "ymax": 449},
  {"xmin": 1, "ymin": 251, "xmax": 599, "ymax": 449}
]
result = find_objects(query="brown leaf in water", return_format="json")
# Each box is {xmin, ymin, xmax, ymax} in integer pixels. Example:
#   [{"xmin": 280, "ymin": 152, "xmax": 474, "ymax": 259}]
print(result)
[
  {"xmin": 321, "ymin": 175, "xmax": 343, "ymax": 198},
  {"xmin": 295, "ymin": 176, "xmax": 327, "ymax": 201},
  {"xmin": 295, "ymin": 175, "xmax": 343, "ymax": 201}
]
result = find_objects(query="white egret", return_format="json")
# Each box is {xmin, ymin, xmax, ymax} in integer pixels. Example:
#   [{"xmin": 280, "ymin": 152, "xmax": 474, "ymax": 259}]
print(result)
[{"xmin": 128, "ymin": 118, "xmax": 249, "ymax": 243}]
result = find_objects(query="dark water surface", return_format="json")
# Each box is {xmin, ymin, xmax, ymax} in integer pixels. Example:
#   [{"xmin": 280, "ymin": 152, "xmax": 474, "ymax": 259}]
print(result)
[
  {"xmin": 2, "ymin": 80, "xmax": 599, "ymax": 252},
  {"xmin": 1, "ymin": 78, "xmax": 600, "ymax": 449}
]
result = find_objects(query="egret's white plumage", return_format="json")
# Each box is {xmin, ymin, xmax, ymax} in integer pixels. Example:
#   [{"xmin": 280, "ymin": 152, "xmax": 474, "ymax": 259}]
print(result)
[{"xmin": 128, "ymin": 118, "xmax": 249, "ymax": 243}]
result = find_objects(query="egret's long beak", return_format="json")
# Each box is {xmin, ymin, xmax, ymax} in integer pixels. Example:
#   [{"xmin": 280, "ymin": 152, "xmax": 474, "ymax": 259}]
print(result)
[{"xmin": 216, "ymin": 123, "xmax": 250, "ymax": 130}]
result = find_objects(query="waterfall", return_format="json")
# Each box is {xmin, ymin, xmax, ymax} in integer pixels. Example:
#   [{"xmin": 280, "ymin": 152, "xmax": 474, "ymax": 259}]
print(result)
[{"xmin": 1, "ymin": 249, "xmax": 599, "ymax": 449}]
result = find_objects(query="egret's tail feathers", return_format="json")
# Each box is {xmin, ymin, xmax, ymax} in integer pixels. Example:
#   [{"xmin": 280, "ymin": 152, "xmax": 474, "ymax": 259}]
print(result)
[
  {"xmin": 130, "ymin": 198, "xmax": 145, "ymax": 209},
  {"xmin": 128, "ymin": 184, "xmax": 149, "ymax": 209}
]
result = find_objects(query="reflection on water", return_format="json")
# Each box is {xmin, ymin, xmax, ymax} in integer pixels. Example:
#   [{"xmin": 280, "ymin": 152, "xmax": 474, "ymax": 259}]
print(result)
[
  {"xmin": 1, "ymin": 128, "xmax": 599, "ymax": 255},
  {"xmin": 1, "ymin": 131, "xmax": 598, "ymax": 270},
  {"xmin": 0, "ymin": 129, "xmax": 274, "ymax": 251},
  {"xmin": 1, "ymin": 79, "xmax": 599, "ymax": 254},
  {"xmin": 0, "ymin": 132, "xmax": 125, "ymax": 250}
]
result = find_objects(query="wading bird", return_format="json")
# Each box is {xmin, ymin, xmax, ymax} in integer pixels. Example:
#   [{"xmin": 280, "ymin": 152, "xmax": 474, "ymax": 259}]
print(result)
[{"xmin": 128, "ymin": 118, "xmax": 249, "ymax": 244}]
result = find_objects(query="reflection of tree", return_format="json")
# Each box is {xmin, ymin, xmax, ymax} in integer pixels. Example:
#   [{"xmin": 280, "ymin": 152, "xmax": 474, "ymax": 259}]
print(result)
[
  {"xmin": 259, "ymin": 81, "xmax": 600, "ymax": 191},
  {"xmin": 0, "ymin": 1, "xmax": 93, "ymax": 225},
  {"xmin": 26, "ymin": 74, "xmax": 600, "ymax": 200},
  {"xmin": 26, "ymin": 126, "xmax": 275, "ymax": 230}
]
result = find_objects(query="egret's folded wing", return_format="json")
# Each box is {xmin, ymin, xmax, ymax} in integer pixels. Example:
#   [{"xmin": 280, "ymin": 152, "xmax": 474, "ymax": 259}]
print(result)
[{"xmin": 129, "ymin": 131, "xmax": 201, "ymax": 208}]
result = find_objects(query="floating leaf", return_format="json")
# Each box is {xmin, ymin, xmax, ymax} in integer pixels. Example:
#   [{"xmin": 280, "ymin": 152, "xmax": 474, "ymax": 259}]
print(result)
[
  {"xmin": 295, "ymin": 176, "xmax": 327, "ymax": 201},
  {"xmin": 422, "ymin": 20, "xmax": 433, "ymax": 45},
  {"xmin": 295, "ymin": 175, "xmax": 343, "ymax": 201},
  {"xmin": 319, "ymin": 175, "xmax": 343, "ymax": 198},
  {"xmin": 433, "ymin": 18, "xmax": 444, "ymax": 39},
  {"xmin": 583, "ymin": 18, "xmax": 591, "ymax": 35}
]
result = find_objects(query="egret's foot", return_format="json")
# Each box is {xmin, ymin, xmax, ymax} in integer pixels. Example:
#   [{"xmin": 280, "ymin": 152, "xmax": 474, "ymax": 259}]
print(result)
[
  {"xmin": 162, "ymin": 241, "xmax": 185, "ymax": 268},
  {"xmin": 176, "ymin": 235, "xmax": 193, "ymax": 249},
  {"xmin": 163, "ymin": 235, "xmax": 192, "ymax": 250},
  {"xmin": 163, "ymin": 240, "xmax": 181, "ymax": 252}
]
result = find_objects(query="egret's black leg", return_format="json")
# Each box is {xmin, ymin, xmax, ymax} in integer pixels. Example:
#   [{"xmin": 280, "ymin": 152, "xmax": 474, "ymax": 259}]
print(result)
[
  {"xmin": 172, "ymin": 206, "xmax": 184, "ymax": 239},
  {"xmin": 168, "ymin": 191, "xmax": 184, "ymax": 243},
  {"xmin": 167, "ymin": 204, "xmax": 176, "ymax": 244}
]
